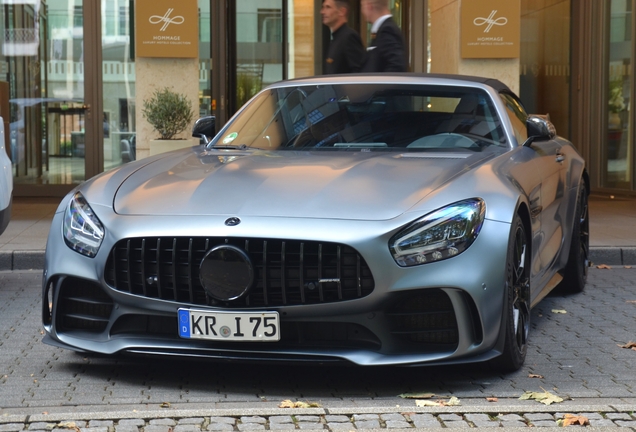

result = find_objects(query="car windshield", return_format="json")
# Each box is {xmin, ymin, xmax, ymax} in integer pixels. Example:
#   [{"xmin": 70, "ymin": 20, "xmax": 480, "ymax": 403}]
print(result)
[{"xmin": 211, "ymin": 83, "xmax": 507, "ymax": 152}]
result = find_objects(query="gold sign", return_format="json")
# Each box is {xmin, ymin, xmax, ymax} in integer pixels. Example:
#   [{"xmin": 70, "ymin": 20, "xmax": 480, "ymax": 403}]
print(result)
[
  {"xmin": 461, "ymin": 0, "xmax": 520, "ymax": 59},
  {"xmin": 136, "ymin": 0, "xmax": 199, "ymax": 58}
]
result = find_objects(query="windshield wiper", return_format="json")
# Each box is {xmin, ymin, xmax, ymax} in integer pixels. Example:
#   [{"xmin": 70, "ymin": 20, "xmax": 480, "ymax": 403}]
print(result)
[{"xmin": 210, "ymin": 143, "xmax": 249, "ymax": 150}]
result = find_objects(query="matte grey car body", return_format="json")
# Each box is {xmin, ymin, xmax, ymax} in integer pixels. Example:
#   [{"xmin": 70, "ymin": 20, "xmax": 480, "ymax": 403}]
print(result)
[{"xmin": 42, "ymin": 74, "xmax": 589, "ymax": 370}]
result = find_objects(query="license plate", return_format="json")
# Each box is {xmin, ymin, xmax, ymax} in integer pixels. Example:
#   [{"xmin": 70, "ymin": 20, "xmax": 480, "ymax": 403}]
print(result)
[{"xmin": 178, "ymin": 309, "xmax": 280, "ymax": 341}]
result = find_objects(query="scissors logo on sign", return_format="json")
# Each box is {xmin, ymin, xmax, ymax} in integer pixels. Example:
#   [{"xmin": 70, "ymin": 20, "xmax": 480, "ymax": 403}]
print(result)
[
  {"xmin": 149, "ymin": 8, "xmax": 185, "ymax": 32},
  {"xmin": 473, "ymin": 10, "xmax": 508, "ymax": 33}
]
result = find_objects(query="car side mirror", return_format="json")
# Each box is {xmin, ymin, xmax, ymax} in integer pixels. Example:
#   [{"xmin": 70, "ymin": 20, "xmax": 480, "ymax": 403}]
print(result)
[
  {"xmin": 523, "ymin": 114, "xmax": 556, "ymax": 147},
  {"xmin": 192, "ymin": 116, "xmax": 216, "ymax": 144}
]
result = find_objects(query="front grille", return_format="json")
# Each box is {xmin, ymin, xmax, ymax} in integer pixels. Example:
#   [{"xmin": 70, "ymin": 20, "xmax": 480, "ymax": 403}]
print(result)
[
  {"xmin": 105, "ymin": 237, "xmax": 375, "ymax": 307},
  {"xmin": 57, "ymin": 277, "xmax": 114, "ymax": 333},
  {"xmin": 386, "ymin": 289, "xmax": 458, "ymax": 346}
]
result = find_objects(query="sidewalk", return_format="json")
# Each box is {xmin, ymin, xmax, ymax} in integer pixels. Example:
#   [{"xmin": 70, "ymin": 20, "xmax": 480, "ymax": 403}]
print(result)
[{"xmin": 0, "ymin": 194, "xmax": 635, "ymax": 270}]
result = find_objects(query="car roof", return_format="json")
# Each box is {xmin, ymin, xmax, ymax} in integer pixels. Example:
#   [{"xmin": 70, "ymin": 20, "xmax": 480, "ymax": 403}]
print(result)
[{"xmin": 267, "ymin": 73, "xmax": 512, "ymax": 94}]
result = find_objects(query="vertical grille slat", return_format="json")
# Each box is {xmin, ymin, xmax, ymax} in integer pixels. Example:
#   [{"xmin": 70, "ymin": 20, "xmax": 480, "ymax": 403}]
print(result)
[
  {"xmin": 141, "ymin": 239, "xmax": 147, "ymax": 296},
  {"xmin": 156, "ymin": 238, "xmax": 163, "ymax": 299},
  {"xmin": 299, "ymin": 242, "xmax": 306, "ymax": 303},
  {"xmin": 171, "ymin": 238, "xmax": 178, "ymax": 301},
  {"xmin": 318, "ymin": 244, "xmax": 324, "ymax": 302},
  {"xmin": 105, "ymin": 237, "xmax": 374, "ymax": 308},
  {"xmin": 281, "ymin": 241, "xmax": 287, "ymax": 305},
  {"xmin": 188, "ymin": 238, "xmax": 194, "ymax": 303},
  {"xmin": 262, "ymin": 240, "xmax": 269, "ymax": 305},
  {"xmin": 126, "ymin": 240, "xmax": 132, "ymax": 292}
]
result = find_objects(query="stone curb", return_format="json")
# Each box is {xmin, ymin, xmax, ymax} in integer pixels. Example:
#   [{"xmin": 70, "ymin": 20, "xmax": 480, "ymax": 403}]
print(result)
[
  {"xmin": 1, "ymin": 398, "xmax": 635, "ymax": 423},
  {"xmin": 590, "ymin": 247, "xmax": 636, "ymax": 265},
  {"xmin": 0, "ymin": 250, "xmax": 45, "ymax": 271}
]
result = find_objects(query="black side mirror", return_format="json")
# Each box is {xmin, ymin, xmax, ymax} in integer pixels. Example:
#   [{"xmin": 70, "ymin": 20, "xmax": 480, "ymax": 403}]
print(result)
[
  {"xmin": 192, "ymin": 116, "xmax": 216, "ymax": 144},
  {"xmin": 523, "ymin": 114, "xmax": 557, "ymax": 146}
]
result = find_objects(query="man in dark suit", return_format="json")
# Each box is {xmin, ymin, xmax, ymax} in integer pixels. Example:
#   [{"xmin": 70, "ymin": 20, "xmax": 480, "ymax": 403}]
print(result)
[
  {"xmin": 321, "ymin": 0, "xmax": 366, "ymax": 74},
  {"xmin": 360, "ymin": 0, "xmax": 407, "ymax": 72}
]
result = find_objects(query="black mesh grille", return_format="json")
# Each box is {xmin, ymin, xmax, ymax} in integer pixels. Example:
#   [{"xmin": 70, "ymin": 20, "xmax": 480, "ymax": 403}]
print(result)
[
  {"xmin": 386, "ymin": 289, "xmax": 459, "ymax": 346},
  {"xmin": 104, "ymin": 237, "xmax": 375, "ymax": 307},
  {"xmin": 57, "ymin": 277, "xmax": 114, "ymax": 333}
]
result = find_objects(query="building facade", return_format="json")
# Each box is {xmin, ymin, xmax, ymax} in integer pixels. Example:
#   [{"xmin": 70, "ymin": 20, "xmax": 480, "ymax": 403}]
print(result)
[{"xmin": 0, "ymin": 0, "xmax": 633, "ymax": 196}]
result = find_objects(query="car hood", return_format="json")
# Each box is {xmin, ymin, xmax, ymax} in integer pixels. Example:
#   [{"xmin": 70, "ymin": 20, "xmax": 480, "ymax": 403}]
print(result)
[{"xmin": 113, "ymin": 149, "xmax": 497, "ymax": 220}]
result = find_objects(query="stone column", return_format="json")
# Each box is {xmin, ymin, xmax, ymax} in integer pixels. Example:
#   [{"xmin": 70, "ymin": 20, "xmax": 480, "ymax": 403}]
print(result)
[
  {"xmin": 134, "ymin": 57, "xmax": 200, "ymax": 160},
  {"xmin": 429, "ymin": 0, "xmax": 520, "ymax": 94}
]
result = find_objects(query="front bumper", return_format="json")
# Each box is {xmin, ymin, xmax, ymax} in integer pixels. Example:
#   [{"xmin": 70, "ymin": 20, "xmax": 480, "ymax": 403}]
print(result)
[{"xmin": 42, "ymin": 212, "xmax": 511, "ymax": 367}]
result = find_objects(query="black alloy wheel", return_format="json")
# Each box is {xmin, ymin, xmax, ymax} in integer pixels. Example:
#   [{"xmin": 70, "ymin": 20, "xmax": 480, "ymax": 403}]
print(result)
[
  {"xmin": 493, "ymin": 215, "xmax": 531, "ymax": 372},
  {"xmin": 558, "ymin": 183, "xmax": 589, "ymax": 294}
]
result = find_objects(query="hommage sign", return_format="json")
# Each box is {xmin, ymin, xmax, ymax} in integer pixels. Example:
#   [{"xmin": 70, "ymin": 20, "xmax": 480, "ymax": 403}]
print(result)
[
  {"xmin": 461, "ymin": 0, "xmax": 520, "ymax": 59},
  {"xmin": 136, "ymin": 0, "xmax": 198, "ymax": 58}
]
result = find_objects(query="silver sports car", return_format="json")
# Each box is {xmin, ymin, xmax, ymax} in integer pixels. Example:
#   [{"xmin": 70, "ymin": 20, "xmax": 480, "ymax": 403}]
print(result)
[{"xmin": 42, "ymin": 74, "xmax": 588, "ymax": 371}]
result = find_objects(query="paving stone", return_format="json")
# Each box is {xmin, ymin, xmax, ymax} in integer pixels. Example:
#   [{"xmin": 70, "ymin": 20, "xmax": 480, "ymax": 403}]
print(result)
[
  {"xmin": 177, "ymin": 419, "xmax": 204, "ymax": 425},
  {"xmin": 173, "ymin": 426, "xmax": 200, "ymax": 432},
  {"xmin": 0, "ymin": 425, "xmax": 25, "ymax": 432},
  {"xmin": 606, "ymin": 413, "xmax": 634, "ymax": 420},
  {"xmin": 208, "ymin": 418, "xmax": 235, "ymax": 426},
  {"xmin": 530, "ymin": 420, "xmax": 557, "ymax": 427},
  {"xmin": 441, "ymin": 421, "xmax": 470, "ymax": 428},
  {"xmin": 114, "ymin": 427, "xmax": 140, "ymax": 432},
  {"xmin": 239, "ymin": 417, "xmax": 266, "ymax": 425},
  {"xmin": 268, "ymin": 417, "xmax": 294, "ymax": 425},
  {"xmin": 589, "ymin": 419, "xmax": 618, "ymax": 427},
  {"xmin": 438, "ymin": 414, "xmax": 463, "ymax": 422},
  {"xmin": 88, "ymin": 421, "xmax": 113, "ymax": 428},
  {"xmin": 204, "ymin": 424, "xmax": 233, "ymax": 431},
  {"xmin": 28, "ymin": 424, "xmax": 55, "ymax": 431},
  {"xmin": 323, "ymin": 416, "xmax": 349, "ymax": 424},
  {"xmin": 325, "ymin": 423, "xmax": 355, "ymax": 430},
  {"xmin": 351, "ymin": 421, "xmax": 379, "ymax": 429},
  {"xmin": 351, "ymin": 415, "xmax": 377, "ymax": 423},
  {"xmin": 143, "ymin": 426, "xmax": 172, "ymax": 432},
  {"xmin": 236, "ymin": 424, "xmax": 265, "ymax": 431},
  {"xmin": 523, "ymin": 413, "xmax": 553, "ymax": 421},
  {"xmin": 295, "ymin": 416, "xmax": 320, "ymax": 423},
  {"xmin": 384, "ymin": 420, "xmax": 411, "ymax": 429},
  {"xmin": 148, "ymin": 420, "xmax": 175, "ymax": 427},
  {"xmin": 296, "ymin": 424, "xmax": 323, "ymax": 430},
  {"xmin": 117, "ymin": 421, "xmax": 144, "ymax": 428},
  {"xmin": 615, "ymin": 421, "xmax": 636, "ymax": 428}
]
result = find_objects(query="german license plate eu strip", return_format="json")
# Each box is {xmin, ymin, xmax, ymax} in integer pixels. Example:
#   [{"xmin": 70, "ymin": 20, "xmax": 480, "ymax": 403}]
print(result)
[{"xmin": 178, "ymin": 309, "xmax": 280, "ymax": 341}]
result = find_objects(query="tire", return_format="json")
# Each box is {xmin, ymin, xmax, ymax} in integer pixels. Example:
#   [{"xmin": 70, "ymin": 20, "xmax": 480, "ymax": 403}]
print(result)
[
  {"xmin": 558, "ymin": 183, "xmax": 589, "ymax": 294},
  {"xmin": 492, "ymin": 215, "xmax": 531, "ymax": 372}
]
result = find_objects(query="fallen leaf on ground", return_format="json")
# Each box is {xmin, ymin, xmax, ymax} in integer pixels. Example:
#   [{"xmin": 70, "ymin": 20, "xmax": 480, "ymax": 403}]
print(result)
[
  {"xmin": 528, "ymin": 374, "xmax": 544, "ymax": 379},
  {"xmin": 57, "ymin": 422, "xmax": 80, "ymax": 432},
  {"xmin": 558, "ymin": 414, "xmax": 590, "ymax": 427},
  {"xmin": 415, "ymin": 396, "xmax": 460, "ymax": 407},
  {"xmin": 279, "ymin": 399, "xmax": 321, "ymax": 408},
  {"xmin": 160, "ymin": 402, "xmax": 171, "ymax": 408},
  {"xmin": 399, "ymin": 392, "xmax": 436, "ymax": 399},
  {"xmin": 596, "ymin": 264, "xmax": 612, "ymax": 269},
  {"xmin": 551, "ymin": 309, "xmax": 567, "ymax": 314},
  {"xmin": 627, "ymin": 300, "xmax": 636, "ymax": 304},
  {"xmin": 519, "ymin": 389, "xmax": 563, "ymax": 405},
  {"xmin": 618, "ymin": 341, "xmax": 636, "ymax": 350},
  {"xmin": 486, "ymin": 397, "xmax": 498, "ymax": 402},
  {"xmin": 625, "ymin": 266, "xmax": 633, "ymax": 269}
]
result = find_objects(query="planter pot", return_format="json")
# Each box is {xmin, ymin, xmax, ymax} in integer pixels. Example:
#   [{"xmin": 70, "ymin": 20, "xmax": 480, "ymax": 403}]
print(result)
[{"xmin": 149, "ymin": 138, "xmax": 198, "ymax": 156}]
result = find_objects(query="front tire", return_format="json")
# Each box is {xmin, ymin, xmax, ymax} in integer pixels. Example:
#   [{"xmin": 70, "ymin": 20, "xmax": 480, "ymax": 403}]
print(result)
[
  {"xmin": 558, "ymin": 183, "xmax": 589, "ymax": 294},
  {"xmin": 492, "ymin": 215, "xmax": 531, "ymax": 372}
]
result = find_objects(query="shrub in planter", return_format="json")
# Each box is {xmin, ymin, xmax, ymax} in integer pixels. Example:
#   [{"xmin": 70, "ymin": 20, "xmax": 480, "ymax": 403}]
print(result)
[{"xmin": 142, "ymin": 87, "xmax": 194, "ymax": 140}]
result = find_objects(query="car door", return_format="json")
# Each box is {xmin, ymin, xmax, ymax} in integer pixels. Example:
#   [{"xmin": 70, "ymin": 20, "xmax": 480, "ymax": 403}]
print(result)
[{"xmin": 500, "ymin": 93, "xmax": 566, "ymax": 284}]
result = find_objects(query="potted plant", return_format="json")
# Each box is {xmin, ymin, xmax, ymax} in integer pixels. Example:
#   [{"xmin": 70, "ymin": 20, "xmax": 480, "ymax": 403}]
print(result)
[{"xmin": 142, "ymin": 87, "xmax": 196, "ymax": 156}]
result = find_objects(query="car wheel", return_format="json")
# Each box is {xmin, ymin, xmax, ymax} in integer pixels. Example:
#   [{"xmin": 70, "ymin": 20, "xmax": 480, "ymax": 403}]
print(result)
[
  {"xmin": 493, "ymin": 215, "xmax": 530, "ymax": 372},
  {"xmin": 558, "ymin": 184, "xmax": 589, "ymax": 294}
]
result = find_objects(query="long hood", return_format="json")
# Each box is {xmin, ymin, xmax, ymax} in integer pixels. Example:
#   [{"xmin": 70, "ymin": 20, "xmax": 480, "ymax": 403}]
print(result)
[{"xmin": 113, "ymin": 149, "xmax": 496, "ymax": 220}]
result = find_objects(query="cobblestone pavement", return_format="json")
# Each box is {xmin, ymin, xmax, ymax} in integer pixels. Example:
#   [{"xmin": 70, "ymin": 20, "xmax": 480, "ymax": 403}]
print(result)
[{"xmin": 0, "ymin": 268, "xmax": 635, "ymax": 429}]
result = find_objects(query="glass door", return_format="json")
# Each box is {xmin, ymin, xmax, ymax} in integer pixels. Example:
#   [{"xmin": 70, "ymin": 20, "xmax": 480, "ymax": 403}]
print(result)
[
  {"xmin": 605, "ymin": 0, "xmax": 633, "ymax": 190},
  {"xmin": 1, "ymin": 0, "xmax": 95, "ymax": 193}
]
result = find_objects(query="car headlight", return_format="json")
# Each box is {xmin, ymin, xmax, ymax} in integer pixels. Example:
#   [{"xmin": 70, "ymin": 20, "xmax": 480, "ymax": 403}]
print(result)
[
  {"xmin": 390, "ymin": 199, "xmax": 485, "ymax": 267},
  {"xmin": 63, "ymin": 192, "xmax": 104, "ymax": 257}
]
